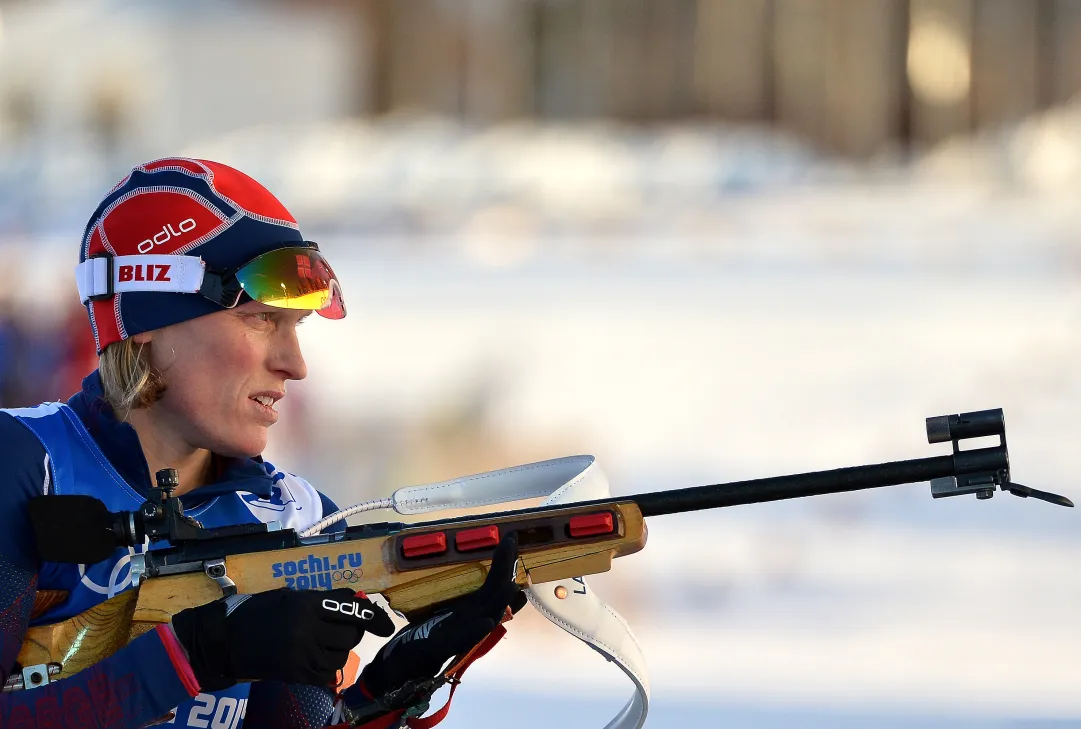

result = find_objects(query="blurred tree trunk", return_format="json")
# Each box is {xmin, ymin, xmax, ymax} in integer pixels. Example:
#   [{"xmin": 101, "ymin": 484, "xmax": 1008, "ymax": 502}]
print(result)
[
  {"xmin": 1045, "ymin": 0, "xmax": 1081, "ymax": 105},
  {"xmin": 907, "ymin": 0, "xmax": 974, "ymax": 145},
  {"xmin": 972, "ymin": 0, "xmax": 1039, "ymax": 128},
  {"xmin": 352, "ymin": 0, "xmax": 391, "ymax": 113},
  {"xmin": 606, "ymin": 0, "xmax": 698, "ymax": 120},
  {"xmin": 693, "ymin": 0, "xmax": 773, "ymax": 121},
  {"xmin": 822, "ymin": 0, "xmax": 908, "ymax": 156},
  {"xmin": 773, "ymin": 0, "xmax": 829, "ymax": 144},
  {"xmin": 533, "ymin": 0, "xmax": 608, "ymax": 118},
  {"xmin": 461, "ymin": 0, "xmax": 535, "ymax": 120},
  {"xmin": 385, "ymin": 0, "xmax": 468, "ymax": 115}
]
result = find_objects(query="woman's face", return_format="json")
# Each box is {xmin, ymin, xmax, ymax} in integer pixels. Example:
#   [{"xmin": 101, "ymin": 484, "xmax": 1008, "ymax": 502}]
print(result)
[{"xmin": 138, "ymin": 301, "xmax": 310, "ymax": 457}]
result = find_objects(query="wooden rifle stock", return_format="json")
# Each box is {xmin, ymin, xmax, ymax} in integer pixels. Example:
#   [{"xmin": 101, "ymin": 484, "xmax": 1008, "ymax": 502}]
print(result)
[{"xmin": 17, "ymin": 501, "xmax": 648, "ymax": 681}]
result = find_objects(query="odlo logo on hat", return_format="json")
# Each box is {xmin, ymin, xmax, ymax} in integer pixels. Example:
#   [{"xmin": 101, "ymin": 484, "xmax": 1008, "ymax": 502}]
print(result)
[
  {"xmin": 80, "ymin": 157, "xmax": 301, "ymax": 353},
  {"xmin": 137, "ymin": 218, "xmax": 198, "ymax": 253}
]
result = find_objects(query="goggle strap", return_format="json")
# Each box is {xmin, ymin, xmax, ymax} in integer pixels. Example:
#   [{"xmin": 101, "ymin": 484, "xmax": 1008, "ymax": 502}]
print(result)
[{"xmin": 75, "ymin": 254, "xmax": 207, "ymax": 304}]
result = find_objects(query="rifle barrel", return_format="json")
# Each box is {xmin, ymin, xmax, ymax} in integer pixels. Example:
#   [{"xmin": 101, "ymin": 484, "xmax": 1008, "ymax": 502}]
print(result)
[{"xmin": 633, "ymin": 454, "xmax": 957, "ymax": 517}]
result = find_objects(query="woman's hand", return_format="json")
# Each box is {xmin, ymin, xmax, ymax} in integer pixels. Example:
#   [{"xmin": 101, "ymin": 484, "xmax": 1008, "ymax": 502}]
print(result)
[
  {"xmin": 358, "ymin": 532, "xmax": 527, "ymax": 701},
  {"xmin": 171, "ymin": 588, "xmax": 395, "ymax": 691}
]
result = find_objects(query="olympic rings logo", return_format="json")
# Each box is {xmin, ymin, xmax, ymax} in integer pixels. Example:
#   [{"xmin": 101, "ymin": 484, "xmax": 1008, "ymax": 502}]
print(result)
[{"xmin": 333, "ymin": 568, "xmax": 363, "ymax": 583}]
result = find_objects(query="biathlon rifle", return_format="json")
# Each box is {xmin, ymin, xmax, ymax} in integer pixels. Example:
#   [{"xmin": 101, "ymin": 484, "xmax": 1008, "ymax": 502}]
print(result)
[{"xmin": 14, "ymin": 408, "xmax": 1072, "ymax": 689}]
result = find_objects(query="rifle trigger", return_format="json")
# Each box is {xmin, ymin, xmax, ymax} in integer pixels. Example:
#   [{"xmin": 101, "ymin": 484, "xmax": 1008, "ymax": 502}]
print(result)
[
  {"xmin": 131, "ymin": 554, "xmax": 146, "ymax": 587},
  {"xmin": 205, "ymin": 558, "xmax": 237, "ymax": 597}
]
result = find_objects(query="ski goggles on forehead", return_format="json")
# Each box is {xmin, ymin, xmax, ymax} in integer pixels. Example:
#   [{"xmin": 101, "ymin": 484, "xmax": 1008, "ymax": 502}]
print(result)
[{"xmin": 75, "ymin": 244, "xmax": 346, "ymax": 319}]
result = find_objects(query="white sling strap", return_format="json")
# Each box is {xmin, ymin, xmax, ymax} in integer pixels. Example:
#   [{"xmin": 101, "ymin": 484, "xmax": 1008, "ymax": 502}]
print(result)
[{"xmin": 524, "ymin": 459, "xmax": 650, "ymax": 729}]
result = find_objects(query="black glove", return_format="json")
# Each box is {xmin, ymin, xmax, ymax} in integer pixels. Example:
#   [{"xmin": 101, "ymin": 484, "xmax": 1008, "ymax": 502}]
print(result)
[
  {"xmin": 358, "ymin": 532, "xmax": 527, "ymax": 700},
  {"xmin": 171, "ymin": 588, "xmax": 395, "ymax": 691}
]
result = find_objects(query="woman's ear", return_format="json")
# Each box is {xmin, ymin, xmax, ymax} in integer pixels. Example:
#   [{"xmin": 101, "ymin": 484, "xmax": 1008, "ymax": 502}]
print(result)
[{"xmin": 131, "ymin": 332, "xmax": 153, "ymax": 345}]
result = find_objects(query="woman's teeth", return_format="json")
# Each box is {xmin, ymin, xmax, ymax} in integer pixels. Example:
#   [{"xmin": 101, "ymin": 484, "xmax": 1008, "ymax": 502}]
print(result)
[{"xmin": 252, "ymin": 395, "xmax": 275, "ymax": 408}]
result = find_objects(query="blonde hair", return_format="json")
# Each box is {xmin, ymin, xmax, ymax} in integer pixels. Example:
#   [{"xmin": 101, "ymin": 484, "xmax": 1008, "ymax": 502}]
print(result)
[{"xmin": 98, "ymin": 339, "xmax": 167, "ymax": 417}]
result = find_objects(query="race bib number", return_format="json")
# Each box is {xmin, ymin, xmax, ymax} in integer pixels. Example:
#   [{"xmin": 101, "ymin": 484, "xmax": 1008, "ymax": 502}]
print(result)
[{"xmin": 163, "ymin": 692, "xmax": 248, "ymax": 729}]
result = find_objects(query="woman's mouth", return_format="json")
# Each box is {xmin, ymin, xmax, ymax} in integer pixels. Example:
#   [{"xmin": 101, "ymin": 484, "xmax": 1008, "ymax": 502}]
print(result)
[{"xmin": 249, "ymin": 393, "xmax": 282, "ymax": 423}]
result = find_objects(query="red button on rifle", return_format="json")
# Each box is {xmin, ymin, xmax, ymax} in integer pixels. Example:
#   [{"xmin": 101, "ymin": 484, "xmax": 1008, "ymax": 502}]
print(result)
[
  {"xmin": 402, "ymin": 532, "xmax": 447, "ymax": 558},
  {"xmin": 568, "ymin": 513, "xmax": 614, "ymax": 538},
  {"xmin": 455, "ymin": 525, "xmax": 500, "ymax": 552}
]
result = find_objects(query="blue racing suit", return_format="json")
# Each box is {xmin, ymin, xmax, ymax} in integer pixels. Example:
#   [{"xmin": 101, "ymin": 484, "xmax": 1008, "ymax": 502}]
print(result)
[{"xmin": 0, "ymin": 371, "xmax": 348, "ymax": 728}]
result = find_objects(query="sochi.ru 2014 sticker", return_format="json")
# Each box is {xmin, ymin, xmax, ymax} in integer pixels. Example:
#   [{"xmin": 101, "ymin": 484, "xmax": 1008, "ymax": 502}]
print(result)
[{"xmin": 271, "ymin": 552, "xmax": 363, "ymax": 589}]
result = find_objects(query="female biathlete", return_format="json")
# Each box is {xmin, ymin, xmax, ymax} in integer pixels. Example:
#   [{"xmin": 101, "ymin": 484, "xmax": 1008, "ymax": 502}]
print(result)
[{"xmin": 0, "ymin": 159, "xmax": 523, "ymax": 728}]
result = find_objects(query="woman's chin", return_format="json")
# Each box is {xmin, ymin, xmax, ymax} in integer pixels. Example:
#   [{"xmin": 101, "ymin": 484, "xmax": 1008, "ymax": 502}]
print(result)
[{"xmin": 214, "ymin": 430, "xmax": 269, "ymax": 459}]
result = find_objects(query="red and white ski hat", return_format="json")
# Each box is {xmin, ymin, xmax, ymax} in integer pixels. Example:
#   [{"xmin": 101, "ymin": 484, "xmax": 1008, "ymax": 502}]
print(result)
[{"xmin": 76, "ymin": 158, "xmax": 344, "ymax": 354}]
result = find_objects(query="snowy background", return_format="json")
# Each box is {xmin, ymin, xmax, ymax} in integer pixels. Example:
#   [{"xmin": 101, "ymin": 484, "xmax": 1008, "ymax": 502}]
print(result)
[
  {"xmin": 300, "ymin": 187, "xmax": 1081, "ymax": 728},
  {"xmin": 2, "ymin": 1, "xmax": 1080, "ymax": 726},
  {"xmin": 6, "ymin": 110, "xmax": 1081, "ymax": 729},
  {"xmin": 246, "ymin": 114, "xmax": 1077, "ymax": 728},
  {"xmin": 7, "ymin": 114, "xmax": 1081, "ymax": 729}
]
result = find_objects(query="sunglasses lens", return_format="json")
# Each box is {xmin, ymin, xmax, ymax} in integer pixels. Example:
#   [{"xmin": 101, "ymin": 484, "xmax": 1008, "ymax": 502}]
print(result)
[{"xmin": 234, "ymin": 247, "xmax": 346, "ymax": 319}]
